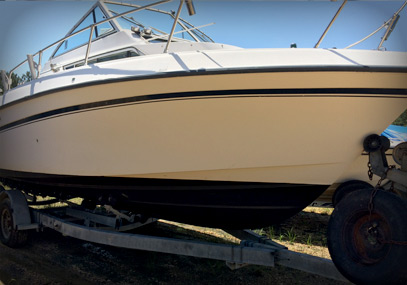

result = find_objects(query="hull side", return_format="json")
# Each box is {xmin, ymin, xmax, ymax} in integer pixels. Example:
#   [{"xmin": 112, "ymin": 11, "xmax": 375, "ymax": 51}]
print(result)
[
  {"xmin": 0, "ymin": 71, "xmax": 406, "ymax": 184},
  {"xmin": 0, "ymin": 69, "xmax": 405, "ymax": 228}
]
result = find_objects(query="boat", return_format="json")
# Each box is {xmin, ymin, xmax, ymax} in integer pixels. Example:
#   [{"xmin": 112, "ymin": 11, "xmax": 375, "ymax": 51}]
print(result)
[
  {"xmin": 313, "ymin": 122, "xmax": 407, "ymax": 207},
  {"xmin": 0, "ymin": 0, "xmax": 406, "ymax": 229}
]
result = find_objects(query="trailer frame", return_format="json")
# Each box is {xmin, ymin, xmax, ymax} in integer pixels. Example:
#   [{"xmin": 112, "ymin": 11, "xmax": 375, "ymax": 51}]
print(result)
[{"xmin": 0, "ymin": 187, "xmax": 348, "ymax": 282}]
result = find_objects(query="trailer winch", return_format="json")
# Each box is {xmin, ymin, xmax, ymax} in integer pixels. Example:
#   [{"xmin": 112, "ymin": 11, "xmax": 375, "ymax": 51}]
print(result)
[{"xmin": 328, "ymin": 135, "xmax": 407, "ymax": 285}]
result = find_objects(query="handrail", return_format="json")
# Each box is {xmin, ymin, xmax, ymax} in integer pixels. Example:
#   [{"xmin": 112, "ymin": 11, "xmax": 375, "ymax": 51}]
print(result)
[
  {"xmin": 105, "ymin": 0, "xmax": 177, "ymax": 17},
  {"xmin": 84, "ymin": 25, "xmax": 96, "ymax": 66},
  {"xmin": 164, "ymin": 0, "xmax": 185, "ymax": 53},
  {"xmin": 314, "ymin": 0, "xmax": 347, "ymax": 48},
  {"xmin": 7, "ymin": 0, "xmax": 172, "ymax": 81},
  {"xmin": 167, "ymin": 3, "xmax": 199, "ymax": 42},
  {"xmin": 344, "ymin": 18, "xmax": 392, "ymax": 49},
  {"xmin": 108, "ymin": 7, "xmax": 213, "ymax": 43},
  {"xmin": 344, "ymin": 1, "xmax": 406, "ymax": 50},
  {"xmin": 377, "ymin": 1, "xmax": 406, "ymax": 50},
  {"xmin": 146, "ymin": 23, "xmax": 214, "ymax": 42}
]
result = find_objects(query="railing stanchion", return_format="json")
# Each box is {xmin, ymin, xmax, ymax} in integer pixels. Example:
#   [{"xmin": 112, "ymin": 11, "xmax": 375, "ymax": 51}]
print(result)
[
  {"xmin": 164, "ymin": 0, "xmax": 184, "ymax": 53},
  {"xmin": 4, "ymin": 0, "xmax": 172, "ymax": 84},
  {"xmin": 85, "ymin": 25, "xmax": 95, "ymax": 66}
]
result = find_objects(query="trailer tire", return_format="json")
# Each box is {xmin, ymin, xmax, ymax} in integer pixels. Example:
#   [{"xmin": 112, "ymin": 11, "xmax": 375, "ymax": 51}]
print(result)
[
  {"xmin": 328, "ymin": 189, "xmax": 407, "ymax": 285},
  {"xmin": 332, "ymin": 180, "xmax": 373, "ymax": 207},
  {"xmin": 0, "ymin": 198, "xmax": 28, "ymax": 247}
]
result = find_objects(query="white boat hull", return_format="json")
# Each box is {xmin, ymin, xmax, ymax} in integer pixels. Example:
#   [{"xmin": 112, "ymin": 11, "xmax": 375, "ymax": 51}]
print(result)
[
  {"xmin": 0, "ymin": 55, "xmax": 406, "ymax": 227},
  {"xmin": 1, "ymin": 69, "xmax": 406, "ymax": 182}
]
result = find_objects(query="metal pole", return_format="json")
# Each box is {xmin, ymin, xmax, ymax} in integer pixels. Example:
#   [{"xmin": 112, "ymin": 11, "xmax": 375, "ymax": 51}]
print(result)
[
  {"xmin": 171, "ymin": 14, "xmax": 200, "ymax": 42},
  {"xmin": 84, "ymin": 25, "xmax": 95, "ymax": 66},
  {"xmin": 1, "ymin": 70, "xmax": 9, "ymax": 94},
  {"xmin": 27, "ymin": 54, "xmax": 37, "ymax": 80},
  {"xmin": 377, "ymin": 15, "xmax": 398, "ymax": 50},
  {"xmin": 377, "ymin": 1, "xmax": 407, "ymax": 50},
  {"xmin": 344, "ymin": 19, "xmax": 391, "ymax": 49},
  {"xmin": 314, "ymin": 0, "xmax": 347, "ymax": 48},
  {"xmin": 147, "ymin": 22, "xmax": 214, "ymax": 42},
  {"xmin": 164, "ymin": 0, "xmax": 184, "ymax": 53},
  {"xmin": 37, "ymin": 51, "xmax": 42, "ymax": 78},
  {"xmin": 8, "ymin": 0, "xmax": 171, "ymax": 76},
  {"xmin": 345, "ymin": 1, "xmax": 406, "ymax": 49}
]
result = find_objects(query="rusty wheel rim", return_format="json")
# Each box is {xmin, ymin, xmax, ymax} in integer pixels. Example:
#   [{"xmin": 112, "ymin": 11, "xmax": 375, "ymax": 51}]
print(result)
[
  {"xmin": 1, "ymin": 208, "xmax": 12, "ymax": 239},
  {"xmin": 344, "ymin": 211, "xmax": 391, "ymax": 265}
]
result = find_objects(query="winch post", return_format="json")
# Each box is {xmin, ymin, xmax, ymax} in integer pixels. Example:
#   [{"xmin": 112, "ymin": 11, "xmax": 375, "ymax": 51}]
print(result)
[{"xmin": 365, "ymin": 135, "xmax": 407, "ymax": 192}]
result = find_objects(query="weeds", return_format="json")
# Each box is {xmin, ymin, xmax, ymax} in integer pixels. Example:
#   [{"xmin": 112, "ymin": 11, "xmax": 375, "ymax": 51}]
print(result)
[
  {"xmin": 267, "ymin": 227, "xmax": 275, "ymax": 240},
  {"xmin": 285, "ymin": 227, "xmax": 297, "ymax": 243},
  {"xmin": 306, "ymin": 234, "xmax": 313, "ymax": 246},
  {"xmin": 304, "ymin": 207, "xmax": 333, "ymax": 216},
  {"xmin": 254, "ymin": 228, "xmax": 265, "ymax": 236},
  {"xmin": 257, "ymin": 208, "xmax": 333, "ymax": 249}
]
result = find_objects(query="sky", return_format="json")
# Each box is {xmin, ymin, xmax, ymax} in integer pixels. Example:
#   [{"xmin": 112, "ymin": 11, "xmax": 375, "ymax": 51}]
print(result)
[{"xmin": 0, "ymin": 0, "xmax": 406, "ymax": 75}]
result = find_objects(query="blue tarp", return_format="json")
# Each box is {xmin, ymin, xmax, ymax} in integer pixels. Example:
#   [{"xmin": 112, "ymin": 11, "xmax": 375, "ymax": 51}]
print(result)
[{"xmin": 382, "ymin": 125, "xmax": 407, "ymax": 148}]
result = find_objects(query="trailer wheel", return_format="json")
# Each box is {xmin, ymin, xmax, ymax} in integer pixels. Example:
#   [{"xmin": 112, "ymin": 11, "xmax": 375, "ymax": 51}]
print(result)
[
  {"xmin": 332, "ymin": 180, "xmax": 373, "ymax": 207},
  {"xmin": 328, "ymin": 189, "xmax": 407, "ymax": 285},
  {"xmin": 0, "ymin": 198, "xmax": 28, "ymax": 247}
]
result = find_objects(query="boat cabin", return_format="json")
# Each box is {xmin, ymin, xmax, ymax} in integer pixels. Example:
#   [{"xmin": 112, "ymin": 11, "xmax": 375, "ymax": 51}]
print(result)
[
  {"xmin": 0, "ymin": 0, "xmax": 239, "ymax": 106},
  {"xmin": 41, "ymin": 0, "xmax": 229, "ymax": 76}
]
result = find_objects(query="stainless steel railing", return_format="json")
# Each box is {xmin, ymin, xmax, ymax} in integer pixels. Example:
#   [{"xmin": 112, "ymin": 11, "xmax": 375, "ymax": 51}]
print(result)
[{"xmin": 2, "ymin": 0, "xmax": 196, "ymax": 94}]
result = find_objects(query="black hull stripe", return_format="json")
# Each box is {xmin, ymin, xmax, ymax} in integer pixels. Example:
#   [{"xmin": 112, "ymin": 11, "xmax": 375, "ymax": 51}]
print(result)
[
  {"xmin": 2, "ymin": 65, "xmax": 407, "ymax": 110},
  {"xmin": 1, "ymin": 87, "xmax": 406, "ymax": 133}
]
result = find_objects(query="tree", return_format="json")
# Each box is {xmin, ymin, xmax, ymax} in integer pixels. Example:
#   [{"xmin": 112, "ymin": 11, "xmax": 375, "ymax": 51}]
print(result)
[
  {"xmin": 0, "ymin": 71, "xmax": 32, "ymax": 95},
  {"xmin": 393, "ymin": 110, "xmax": 407, "ymax": 126},
  {"xmin": 20, "ymin": 71, "xmax": 32, "ymax": 85}
]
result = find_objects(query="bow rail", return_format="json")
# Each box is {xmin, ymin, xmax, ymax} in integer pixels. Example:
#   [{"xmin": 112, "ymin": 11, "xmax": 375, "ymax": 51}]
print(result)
[{"xmin": 1, "ymin": 0, "xmax": 206, "ymax": 94}]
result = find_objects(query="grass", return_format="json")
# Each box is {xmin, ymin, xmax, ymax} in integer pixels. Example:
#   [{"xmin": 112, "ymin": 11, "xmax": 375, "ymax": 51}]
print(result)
[
  {"xmin": 30, "ymin": 197, "xmax": 83, "ymax": 209},
  {"xmin": 0, "ymin": 182, "xmax": 11, "ymax": 190},
  {"xmin": 285, "ymin": 227, "xmax": 297, "ymax": 244},
  {"xmin": 0, "ymin": 182, "xmax": 82, "ymax": 209},
  {"xmin": 161, "ymin": 206, "xmax": 334, "ymax": 260},
  {"xmin": 254, "ymin": 206, "xmax": 333, "ymax": 258},
  {"xmin": 307, "ymin": 234, "xmax": 313, "ymax": 246},
  {"xmin": 304, "ymin": 206, "xmax": 334, "ymax": 215},
  {"xmin": 268, "ymin": 227, "xmax": 276, "ymax": 239}
]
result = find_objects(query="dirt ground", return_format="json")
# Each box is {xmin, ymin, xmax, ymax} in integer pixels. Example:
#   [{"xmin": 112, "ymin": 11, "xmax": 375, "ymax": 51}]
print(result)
[{"xmin": 0, "ymin": 210, "xmax": 348, "ymax": 285}]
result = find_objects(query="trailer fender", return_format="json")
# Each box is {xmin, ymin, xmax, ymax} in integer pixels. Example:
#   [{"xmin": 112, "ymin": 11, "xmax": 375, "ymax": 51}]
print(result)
[{"xmin": 0, "ymin": 190, "xmax": 31, "ymax": 229}]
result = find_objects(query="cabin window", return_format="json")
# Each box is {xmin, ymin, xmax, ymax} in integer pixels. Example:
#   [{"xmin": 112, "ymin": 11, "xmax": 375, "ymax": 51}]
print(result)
[
  {"xmin": 64, "ymin": 49, "xmax": 139, "ymax": 70},
  {"xmin": 54, "ymin": 6, "xmax": 115, "ymax": 57},
  {"xmin": 91, "ymin": 50, "xmax": 138, "ymax": 63}
]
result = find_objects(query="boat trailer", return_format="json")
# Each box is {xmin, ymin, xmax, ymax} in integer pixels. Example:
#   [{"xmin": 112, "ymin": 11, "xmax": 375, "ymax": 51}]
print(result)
[
  {"xmin": 327, "ymin": 135, "xmax": 407, "ymax": 284},
  {"xmin": 1, "ymin": 134, "xmax": 406, "ymax": 284},
  {"xmin": 0, "ymin": 188, "xmax": 347, "ymax": 283}
]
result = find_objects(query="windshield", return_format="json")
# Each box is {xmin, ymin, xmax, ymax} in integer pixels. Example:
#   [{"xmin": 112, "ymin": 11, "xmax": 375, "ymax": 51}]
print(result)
[
  {"xmin": 105, "ymin": 2, "xmax": 212, "ymax": 43},
  {"xmin": 53, "ymin": 6, "xmax": 115, "ymax": 57}
]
